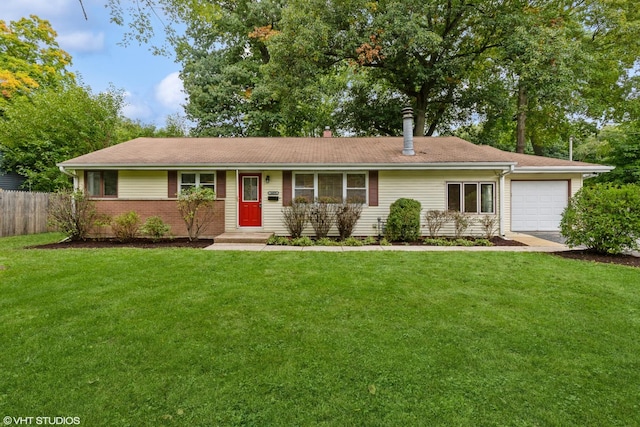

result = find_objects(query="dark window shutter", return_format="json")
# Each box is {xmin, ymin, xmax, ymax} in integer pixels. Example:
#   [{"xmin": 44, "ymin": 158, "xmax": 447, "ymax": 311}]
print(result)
[
  {"xmin": 369, "ymin": 170, "xmax": 379, "ymax": 206},
  {"xmin": 216, "ymin": 170, "xmax": 226, "ymax": 198},
  {"xmin": 168, "ymin": 171, "xmax": 177, "ymax": 198},
  {"xmin": 282, "ymin": 171, "xmax": 292, "ymax": 206}
]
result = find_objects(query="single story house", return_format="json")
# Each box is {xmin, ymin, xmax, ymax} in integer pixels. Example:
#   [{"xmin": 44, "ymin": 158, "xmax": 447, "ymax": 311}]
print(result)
[{"xmin": 58, "ymin": 113, "xmax": 612, "ymax": 239}]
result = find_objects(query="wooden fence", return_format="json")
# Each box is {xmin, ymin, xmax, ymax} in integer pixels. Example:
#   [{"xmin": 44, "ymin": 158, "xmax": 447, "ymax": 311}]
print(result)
[{"xmin": 0, "ymin": 190, "xmax": 51, "ymax": 237}]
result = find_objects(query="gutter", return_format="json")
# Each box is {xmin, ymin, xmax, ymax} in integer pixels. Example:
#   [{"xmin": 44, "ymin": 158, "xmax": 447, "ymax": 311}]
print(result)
[{"xmin": 59, "ymin": 165, "xmax": 79, "ymax": 190}]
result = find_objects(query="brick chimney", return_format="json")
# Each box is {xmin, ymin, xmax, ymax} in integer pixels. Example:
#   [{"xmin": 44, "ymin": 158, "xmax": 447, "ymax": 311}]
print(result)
[
  {"xmin": 323, "ymin": 126, "xmax": 332, "ymax": 138},
  {"xmin": 402, "ymin": 107, "xmax": 415, "ymax": 156}
]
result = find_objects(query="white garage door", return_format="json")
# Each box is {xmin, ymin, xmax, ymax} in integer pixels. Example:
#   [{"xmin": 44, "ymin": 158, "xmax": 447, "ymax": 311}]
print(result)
[{"xmin": 511, "ymin": 181, "xmax": 568, "ymax": 231}]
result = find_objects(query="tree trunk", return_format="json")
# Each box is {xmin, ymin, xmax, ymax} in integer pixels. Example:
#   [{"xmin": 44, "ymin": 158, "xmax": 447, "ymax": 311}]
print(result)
[
  {"xmin": 516, "ymin": 84, "xmax": 527, "ymax": 154},
  {"xmin": 414, "ymin": 99, "xmax": 427, "ymax": 136}
]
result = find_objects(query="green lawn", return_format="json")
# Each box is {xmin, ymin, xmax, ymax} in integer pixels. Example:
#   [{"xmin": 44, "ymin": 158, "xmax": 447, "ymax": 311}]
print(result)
[{"xmin": 1, "ymin": 233, "xmax": 639, "ymax": 426}]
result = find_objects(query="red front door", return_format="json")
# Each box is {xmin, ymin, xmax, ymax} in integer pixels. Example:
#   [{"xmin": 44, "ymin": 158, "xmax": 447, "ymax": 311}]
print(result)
[{"xmin": 239, "ymin": 174, "xmax": 262, "ymax": 227}]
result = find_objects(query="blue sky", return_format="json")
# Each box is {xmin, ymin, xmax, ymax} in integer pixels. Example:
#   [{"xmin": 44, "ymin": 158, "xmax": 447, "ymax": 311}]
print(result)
[{"xmin": 0, "ymin": 0, "xmax": 185, "ymax": 126}]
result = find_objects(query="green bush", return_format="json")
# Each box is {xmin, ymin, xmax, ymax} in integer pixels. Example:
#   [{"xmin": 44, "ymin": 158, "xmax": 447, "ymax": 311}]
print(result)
[
  {"xmin": 111, "ymin": 211, "xmax": 141, "ymax": 242},
  {"xmin": 316, "ymin": 237, "xmax": 341, "ymax": 246},
  {"xmin": 291, "ymin": 236, "xmax": 314, "ymax": 246},
  {"xmin": 267, "ymin": 235, "xmax": 291, "ymax": 246},
  {"xmin": 342, "ymin": 237, "xmax": 364, "ymax": 246},
  {"xmin": 560, "ymin": 183, "xmax": 640, "ymax": 254},
  {"xmin": 385, "ymin": 198, "xmax": 422, "ymax": 242},
  {"xmin": 140, "ymin": 216, "xmax": 171, "ymax": 241},
  {"xmin": 176, "ymin": 187, "xmax": 216, "ymax": 241}
]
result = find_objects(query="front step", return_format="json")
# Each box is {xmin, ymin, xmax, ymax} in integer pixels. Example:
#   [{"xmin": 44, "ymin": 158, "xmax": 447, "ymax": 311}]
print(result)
[{"xmin": 214, "ymin": 232, "xmax": 273, "ymax": 244}]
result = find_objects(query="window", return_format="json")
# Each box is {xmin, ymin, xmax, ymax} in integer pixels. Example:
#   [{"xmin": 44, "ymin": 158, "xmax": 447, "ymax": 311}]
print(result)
[
  {"xmin": 293, "ymin": 172, "xmax": 367, "ymax": 203},
  {"xmin": 447, "ymin": 182, "xmax": 495, "ymax": 214},
  {"xmin": 86, "ymin": 171, "xmax": 117, "ymax": 197},
  {"xmin": 180, "ymin": 172, "xmax": 215, "ymax": 193}
]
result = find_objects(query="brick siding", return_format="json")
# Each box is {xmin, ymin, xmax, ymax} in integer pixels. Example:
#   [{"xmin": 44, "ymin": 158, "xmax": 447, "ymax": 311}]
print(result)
[{"xmin": 92, "ymin": 199, "xmax": 226, "ymax": 239}]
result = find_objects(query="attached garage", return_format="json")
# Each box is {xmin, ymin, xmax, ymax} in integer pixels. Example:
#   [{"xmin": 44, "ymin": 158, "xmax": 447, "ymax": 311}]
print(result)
[{"xmin": 511, "ymin": 180, "xmax": 569, "ymax": 231}]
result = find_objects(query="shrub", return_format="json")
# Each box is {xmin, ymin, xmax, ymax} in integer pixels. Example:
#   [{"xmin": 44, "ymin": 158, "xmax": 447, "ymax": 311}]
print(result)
[
  {"xmin": 316, "ymin": 237, "xmax": 341, "ymax": 246},
  {"xmin": 423, "ymin": 238, "xmax": 453, "ymax": 246},
  {"xmin": 282, "ymin": 197, "xmax": 309, "ymax": 238},
  {"xmin": 449, "ymin": 211, "xmax": 474, "ymax": 239},
  {"xmin": 478, "ymin": 215, "xmax": 499, "ymax": 239},
  {"xmin": 379, "ymin": 238, "xmax": 391, "ymax": 246},
  {"xmin": 560, "ymin": 183, "xmax": 640, "ymax": 254},
  {"xmin": 342, "ymin": 236, "xmax": 364, "ymax": 246},
  {"xmin": 424, "ymin": 210, "xmax": 451, "ymax": 238},
  {"xmin": 291, "ymin": 236, "xmax": 314, "ymax": 246},
  {"xmin": 111, "ymin": 211, "xmax": 141, "ymax": 242},
  {"xmin": 308, "ymin": 197, "xmax": 338, "ymax": 239},
  {"xmin": 140, "ymin": 216, "xmax": 171, "ymax": 241},
  {"xmin": 176, "ymin": 187, "xmax": 216, "ymax": 241},
  {"xmin": 267, "ymin": 235, "xmax": 290, "ymax": 246},
  {"xmin": 362, "ymin": 236, "xmax": 378, "ymax": 245},
  {"xmin": 335, "ymin": 201, "xmax": 364, "ymax": 240},
  {"xmin": 47, "ymin": 190, "xmax": 96, "ymax": 241},
  {"xmin": 385, "ymin": 198, "xmax": 422, "ymax": 242}
]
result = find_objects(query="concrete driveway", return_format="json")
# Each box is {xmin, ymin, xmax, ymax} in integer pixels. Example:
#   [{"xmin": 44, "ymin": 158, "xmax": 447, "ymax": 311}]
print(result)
[{"xmin": 524, "ymin": 232, "xmax": 567, "ymax": 245}]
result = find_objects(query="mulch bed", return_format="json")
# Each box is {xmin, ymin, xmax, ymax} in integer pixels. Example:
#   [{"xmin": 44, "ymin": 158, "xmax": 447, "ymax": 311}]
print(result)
[
  {"xmin": 552, "ymin": 249, "xmax": 640, "ymax": 268},
  {"xmin": 28, "ymin": 237, "xmax": 640, "ymax": 268},
  {"xmin": 31, "ymin": 238, "xmax": 214, "ymax": 249}
]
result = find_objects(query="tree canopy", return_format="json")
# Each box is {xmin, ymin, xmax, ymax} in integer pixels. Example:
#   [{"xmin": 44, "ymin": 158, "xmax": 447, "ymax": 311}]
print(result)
[{"xmin": 107, "ymin": 0, "xmax": 640, "ymax": 154}]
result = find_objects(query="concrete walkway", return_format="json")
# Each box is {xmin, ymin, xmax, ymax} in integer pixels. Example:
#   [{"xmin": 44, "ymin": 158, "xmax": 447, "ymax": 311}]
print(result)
[{"xmin": 204, "ymin": 233, "xmax": 569, "ymax": 252}]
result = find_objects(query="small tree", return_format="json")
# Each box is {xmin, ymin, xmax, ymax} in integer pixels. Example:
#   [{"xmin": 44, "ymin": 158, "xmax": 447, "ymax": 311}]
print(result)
[
  {"xmin": 385, "ymin": 198, "xmax": 422, "ymax": 242},
  {"xmin": 335, "ymin": 201, "xmax": 364, "ymax": 240},
  {"xmin": 308, "ymin": 197, "xmax": 338, "ymax": 239},
  {"xmin": 176, "ymin": 187, "xmax": 216, "ymax": 241},
  {"xmin": 561, "ymin": 183, "xmax": 640, "ymax": 254},
  {"xmin": 424, "ymin": 210, "xmax": 451, "ymax": 238},
  {"xmin": 47, "ymin": 190, "xmax": 96, "ymax": 241},
  {"xmin": 282, "ymin": 197, "xmax": 309, "ymax": 238}
]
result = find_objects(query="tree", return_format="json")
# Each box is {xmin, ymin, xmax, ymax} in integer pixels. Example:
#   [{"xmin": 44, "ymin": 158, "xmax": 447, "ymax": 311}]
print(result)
[
  {"xmin": 0, "ymin": 16, "xmax": 74, "ymax": 109},
  {"xmin": 0, "ymin": 83, "xmax": 125, "ymax": 191}
]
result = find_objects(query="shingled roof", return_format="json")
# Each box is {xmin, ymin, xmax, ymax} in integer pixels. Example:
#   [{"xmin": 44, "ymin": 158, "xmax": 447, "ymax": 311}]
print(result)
[{"xmin": 58, "ymin": 136, "xmax": 611, "ymax": 173}]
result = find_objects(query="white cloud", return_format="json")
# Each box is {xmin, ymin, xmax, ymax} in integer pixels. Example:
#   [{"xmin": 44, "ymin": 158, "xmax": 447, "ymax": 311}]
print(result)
[
  {"xmin": 0, "ymin": 0, "xmax": 78, "ymax": 21},
  {"xmin": 155, "ymin": 72, "xmax": 185, "ymax": 109},
  {"xmin": 58, "ymin": 31, "xmax": 105, "ymax": 53},
  {"xmin": 122, "ymin": 91, "xmax": 153, "ymax": 122}
]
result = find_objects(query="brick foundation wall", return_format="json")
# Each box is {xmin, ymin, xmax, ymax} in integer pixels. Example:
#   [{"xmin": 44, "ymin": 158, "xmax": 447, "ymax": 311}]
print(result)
[{"xmin": 92, "ymin": 199, "xmax": 226, "ymax": 239}]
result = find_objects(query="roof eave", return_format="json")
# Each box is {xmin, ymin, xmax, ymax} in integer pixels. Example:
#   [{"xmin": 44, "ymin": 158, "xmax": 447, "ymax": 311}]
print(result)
[
  {"xmin": 512, "ymin": 165, "xmax": 614, "ymax": 174},
  {"xmin": 57, "ymin": 162, "xmax": 518, "ymax": 171}
]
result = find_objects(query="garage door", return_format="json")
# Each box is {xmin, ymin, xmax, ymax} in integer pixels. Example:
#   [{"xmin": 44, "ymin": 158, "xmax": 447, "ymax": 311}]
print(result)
[{"xmin": 511, "ymin": 181, "xmax": 568, "ymax": 231}]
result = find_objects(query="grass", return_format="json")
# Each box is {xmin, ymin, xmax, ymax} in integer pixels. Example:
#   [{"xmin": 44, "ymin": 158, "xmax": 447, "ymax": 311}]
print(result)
[{"xmin": 1, "ymin": 233, "xmax": 639, "ymax": 426}]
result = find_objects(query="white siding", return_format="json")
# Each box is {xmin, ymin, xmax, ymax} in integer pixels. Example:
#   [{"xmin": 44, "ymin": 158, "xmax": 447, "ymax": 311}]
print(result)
[
  {"xmin": 224, "ymin": 170, "xmax": 238, "ymax": 232},
  {"xmin": 118, "ymin": 171, "xmax": 168, "ymax": 199}
]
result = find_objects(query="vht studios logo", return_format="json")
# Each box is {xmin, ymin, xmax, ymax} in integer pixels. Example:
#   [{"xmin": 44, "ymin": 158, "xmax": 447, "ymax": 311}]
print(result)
[{"xmin": 3, "ymin": 417, "xmax": 81, "ymax": 425}]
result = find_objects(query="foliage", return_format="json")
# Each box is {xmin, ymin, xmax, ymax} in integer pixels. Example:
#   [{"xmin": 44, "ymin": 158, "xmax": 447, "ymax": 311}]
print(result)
[
  {"xmin": 282, "ymin": 197, "xmax": 309, "ymax": 238},
  {"xmin": 449, "ymin": 211, "xmax": 475, "ymax": 239},
  {"xmin": 267, "ymin": 235, "xmax": 291, "ymax": 246},
  {"xmin": 0, "ymin": 84, "xmax": 126, "ymax": 191},
  {"xmin": 111, "ymin": 211, "xmax": 141, "ymax": 242},
  {"xmin": 478, "ymin": 215, "xmax": 500, "ymax": 240},
  {"xmin": 342, "ymin": 237, "xmax": 364, "ymax": 247},
  {"xmin": 423, "ymin": 210, "xmax": 451, "ymax": 238},
  {"xmin": 140, "ymin": 216, "xmax": 171, "ymax": 241},
  {"xmin": 385, "ymin": 198, "xmax": 421, "ymax": 242},
  {"xmin": 290, "ymin": 236, "xmax": 314, "ymax": 246},
  {"xmin": 315, "ymin": 237, "xmax": 340, "ymax": 246},
  {"xmin": 335, "ymin": 201, "xmax": 363, "ymax": 240},
  {"xmin": 560, "ymin": 184, "xmax": 640, "ymax": 254},
  {"xmin": 0, "ymin": 16, "xmax": 74, "ymax": 108},
  {"xmin": 176, "ymin": 187, "xmax": 216, "ymax": 241},
  {"xmin": 47, "ymin": 190, "xmax": 96, "ymax": 241}
]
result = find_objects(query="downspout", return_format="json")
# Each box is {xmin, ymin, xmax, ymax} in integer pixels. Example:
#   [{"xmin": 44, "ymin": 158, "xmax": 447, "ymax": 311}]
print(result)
[
  {"xmin": 59, "ymin": 166, "xmax": 79, "ymax": 190},
  {"xmin": 498, "ymin": 165, "xmax": 515, "ymax": 237}
]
